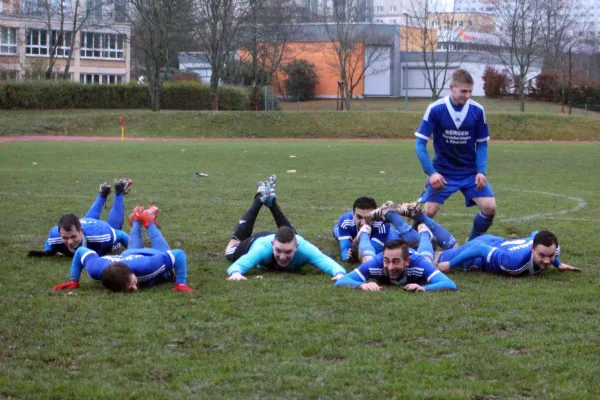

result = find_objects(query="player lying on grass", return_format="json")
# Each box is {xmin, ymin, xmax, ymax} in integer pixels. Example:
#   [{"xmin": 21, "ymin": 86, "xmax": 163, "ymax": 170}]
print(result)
[
  {"xmin": 225, "ymin": 175, "xmax": 346, "ymax": 281},
  {"xmin": 333, "ymin": 196, "xmax": 424, "ymax": 263},
  {"xmin": 435, "ymin": 230, "xmax": 580, "ymax": 276},
  {"xmin": 52, "ymin": 205, "xmax": 195, "ymax": 293},
  {"xmin": 29, "ymin": 179, "xmax": 133, "ymax": 258},
  {"xmin": 334, "ymin": 225, "xmax": 457, "ymax": 292}
]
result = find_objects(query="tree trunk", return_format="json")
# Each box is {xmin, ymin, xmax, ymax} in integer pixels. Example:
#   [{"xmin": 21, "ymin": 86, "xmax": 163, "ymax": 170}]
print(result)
[
  {"xmin": 519, "ymin": 75, "xmax": 525, "ymax": 112},
  {"xmin": 210, "ymin": 73, "xmax": 219, "ymax": 111}
]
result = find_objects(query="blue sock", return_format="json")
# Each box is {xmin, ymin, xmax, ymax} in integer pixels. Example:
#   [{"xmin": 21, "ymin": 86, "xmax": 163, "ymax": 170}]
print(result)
[
  {"xmin": 84, "ymin": 193, "xmax": 106, "ymax": 220},
  {"xmin": 129, "ymin": 220, "xmax": 144, "ymax": 249},
  {"xmin": 115, "ymin": 230, "xmax": 129, "ymax": 248},
  {"xmin": 416, "ymin": 232, "xmax": 434, "ymax": 261},
  {"xmin": 358, "ymin": 232, "xmax": 376, "ymax": 259},
  {"xmin": 172, "ymin": 249, "xmax": 187, "ymax": 284},
  {"xmin": 147, "ymin": 222, "xmax": 170, "ymax": 252},
  {"xmin": 107, "ymin": 193, "xmax": 125, "ymax": 230},
  {"xmin": 386, "ymin": 212, "xmax": 419, "ymax": 246},
  {"xmin": 468, "ymin": 212, "xmax": 494, "ymax": 241},
  {"xmin": 413, "ymin": 213, "xmax": 457, "ymax": 250}
]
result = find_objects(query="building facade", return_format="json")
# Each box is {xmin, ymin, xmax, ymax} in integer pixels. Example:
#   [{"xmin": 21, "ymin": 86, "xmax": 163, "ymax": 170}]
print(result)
[{"xmin": 0, "ymin": 0, "xmax": 131, "ymax": 83}]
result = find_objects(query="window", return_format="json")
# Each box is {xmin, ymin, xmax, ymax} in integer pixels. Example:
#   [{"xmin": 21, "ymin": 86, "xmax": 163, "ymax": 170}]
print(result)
[
  {"xmin": 80, "ymin": 32, "xmax": 125, "ymax": 59},
  {"xmin": 26, "ymin": 29, "xmax": 48, "ymax": 56},
  {"xmin": 390, "ymin": 5, "xmax": 397, "ymax": 11},
  {"xmin": 391, "ymin": 19, "xmax": 397, "ymax": 24},
  {"xmin": 0, "ymin": 27, "xmax": 18, "ymax": 55},
  {"xmin": 0, "ymin": 70, "xmax": 19, "ymax": 81},
  {"xmin": 375, "ymin": 19, "xmax": 384, "ymax": 23},
  {"xmin": 80, "ymin": 73, "xmax": 123, "ymax": 84},
  {"xmin": 375, "ymin": 5, "xmax": 384, "ymax": 12},
  {"xmin": 456, "ymin": 20, "xmax": 464, "ymax": 27},
  {"xmin": 26, "ymin": 29, "xmax": 71, "ymax": 56}
]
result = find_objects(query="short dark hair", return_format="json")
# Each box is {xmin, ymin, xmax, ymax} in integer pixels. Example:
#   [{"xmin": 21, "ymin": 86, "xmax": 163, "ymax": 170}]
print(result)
[
  {"xmin": 533, "ymin": 231, "xmax": 558, "ymax": 248},
  {"xmin": 353, "ymin": 196, "xmax": 377, "ymax": 212},
  {"xmin": 383, "ymin": 239, "xmax": 410, "ymax": 259},
  {"xmin": 101, "ymin": 262, "xmax": 135, "ymax": 292},
  {"xmin": 58, "ymin": 214, "xmax": 81, "ymax": 232},
  {"xmin": 274, "ymin": 226, "xmax": 296, "ymax": 244},
  {"xmin": 451, "ymin": 69, "xmax": 474, "ymax": 85}
]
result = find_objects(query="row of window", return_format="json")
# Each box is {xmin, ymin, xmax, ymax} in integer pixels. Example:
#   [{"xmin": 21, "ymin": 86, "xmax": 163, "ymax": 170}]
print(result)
[
  {"xmin": 0, "ymin": 71, "xmax": 125, "ymax": 84},
  {"xmin": 0, "ymin": 27, "xmax": 125, "ymax": 59}
]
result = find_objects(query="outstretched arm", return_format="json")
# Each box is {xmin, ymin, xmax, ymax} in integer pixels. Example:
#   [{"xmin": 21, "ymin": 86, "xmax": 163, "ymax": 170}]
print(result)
[
  {"xmin": 226, "ymin": 243, "xmax": 270, "ymax": 280},
  {"xmin": 52, "ymin": 247, "xmax": 96, "ymax": 290},
  {"xmin": 303, "ymin": 241, "xmax": 346, "ymax": 278}
]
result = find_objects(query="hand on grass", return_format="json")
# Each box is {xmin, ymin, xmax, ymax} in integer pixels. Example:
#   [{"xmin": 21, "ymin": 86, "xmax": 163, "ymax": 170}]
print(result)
[
  {"xmin": 404, "ymin": 283, "xmax": 426, "ymax": 292},
  {"xmin": 359, "ymin": 282, "xmax": 382, "ymax": 291},
  {"xmin": 227, "ymin": 272, "xmax": 247, "ymax": 281},
  {"xmin": 52, "ymin": 280, "xmax": 79, "ymax": 291}
]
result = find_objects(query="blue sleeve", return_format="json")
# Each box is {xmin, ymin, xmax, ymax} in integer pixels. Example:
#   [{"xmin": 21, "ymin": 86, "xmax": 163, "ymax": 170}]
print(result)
[
  {"xmin": 448, "ymin": 242, "xmax": 493, "ymax": 269},
  {"xmin": 115, "ymin": 230, "xmax": 129, "ymax": 248},
  {"xmin": 415, "ymin": 138, "xmax": 436, "ymax": 176},
  {"xmin": 339, "ymin": 238, "xmax": 352, "ymax": 261},
  {"xmin": 68, "ymin": 247, "xmax": 96, "ymax": 281},
  {"xmin": 171, "ymin": 249, "xmax": 188, "ymax": 284},
  {"xmin": 302, "ymin": 241, "xmax": 346, "ymax": 276},
  {"xmin": 44, "ymin": 239, "xmax": 52, "ymax": 252},
  {"xmin": 226, "ymin": 242, "xmax": 271, "ymax": 276},
  {"xmin": 475, "ymin": 140, "xmax": 488, "ymax": 175},
  {"xmin": 334, "ymin": 270, "xmax": 365, "ymax": 288},
  {"xmin": 475, "ymin": 108, "xmax": 490, "ymax": 141},
  {"xmin": 422, "ymin": 267, "xmax": 457, "ymax": 291}
]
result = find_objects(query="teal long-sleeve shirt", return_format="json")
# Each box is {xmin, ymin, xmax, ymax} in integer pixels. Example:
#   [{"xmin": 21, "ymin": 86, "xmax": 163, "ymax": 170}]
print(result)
[{"xmin": 227, "ymin": 234, "xmax": 346, "ymax": 277}]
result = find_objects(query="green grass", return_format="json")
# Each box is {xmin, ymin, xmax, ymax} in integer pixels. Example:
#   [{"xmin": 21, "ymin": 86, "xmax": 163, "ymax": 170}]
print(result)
[
  {"xmin": 279, "ymin": 97, "xmax": 600, "ymax": 116},
  {"xmin": 1, "ymin": 107, "xmax": 600, "ymax": 141},
  {"xmin": 1, "ymin": 141, "xmax": 599, "ymax": 399}
]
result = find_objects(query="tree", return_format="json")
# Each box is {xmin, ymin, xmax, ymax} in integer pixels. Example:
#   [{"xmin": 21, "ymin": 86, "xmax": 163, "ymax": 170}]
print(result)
[
  {"xmin": 236, "ymin": 0, "xmax": 298, "ymax": 108},
  {"xmin": 282, "ymin": 59, "xmax": 319, "ymax": 100},
  {"xmin": 320, "ymin": 0, "xmax": 390, "ymax": 110},
  {"xmin": 408, "ymin": 0, "xmax": 466, "ymax": 99},
  {"xmin": 19, "ymin": 0, "xmax": 100, "ymax": 80},
  {"xmin": 128, "ymin": 0, "xmax": 194, "ymax": 111},
  {"xmin": 192, "ymin": 0, "xmax": 249, "ymax": 111},
  {"xmin": 493, "ymin": 0, "xmax": 545, "ymax": 112}
]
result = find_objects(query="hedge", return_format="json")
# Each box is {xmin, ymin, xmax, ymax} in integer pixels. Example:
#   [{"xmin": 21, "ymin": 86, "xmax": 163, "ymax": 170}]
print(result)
[{"xmin": 0, "ymin": 81, "xmax": 251, "ymax": 110}]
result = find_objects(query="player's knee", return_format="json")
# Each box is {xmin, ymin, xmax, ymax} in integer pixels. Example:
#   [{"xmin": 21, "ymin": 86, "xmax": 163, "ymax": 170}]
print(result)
[
  {"xmin": 481, "ymin": 202, "xmax": 496, "ymax": 216},
  {"xmin": 424, "ymin": 203, "xmax": 439, "ymax": 217}
]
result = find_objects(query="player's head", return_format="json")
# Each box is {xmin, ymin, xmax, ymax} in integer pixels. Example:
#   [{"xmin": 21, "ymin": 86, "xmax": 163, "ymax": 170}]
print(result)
[
  {"xmin": 532, "ymin": 231, "xmax": 559, "ymax": 270},
  {"xmin": 271, "ymin": 226, "xmax": 298, "ymax": 268},
  {"xmin": 58, "ymin": 213, "xmax": 83, "ymax": 251},
  {"xmin": 352, "ymin": 196, "xmax": 377, "ymax": 230},
  {"xmin": 450, "ymin": 69, "xmax": 474, "ymax": 105},
  {"xmin": 382, "ymin": 239, "xmax": 411, "ymax": 279},
  {"xmin": 101, "ymin": 262, "xmax": 138, "ymax": 292}
]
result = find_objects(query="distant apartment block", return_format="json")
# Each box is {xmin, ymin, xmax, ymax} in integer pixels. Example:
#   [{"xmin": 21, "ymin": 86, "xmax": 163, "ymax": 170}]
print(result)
[{"xmin": 0, "ymin": 0, "xmax": 131, "ymax": 82}]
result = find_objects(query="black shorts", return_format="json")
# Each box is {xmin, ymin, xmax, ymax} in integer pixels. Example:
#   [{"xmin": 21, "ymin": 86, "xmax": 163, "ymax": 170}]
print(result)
[{"xmin": 226, "ymin": 231, "xmax": 273, "ymax": 262}]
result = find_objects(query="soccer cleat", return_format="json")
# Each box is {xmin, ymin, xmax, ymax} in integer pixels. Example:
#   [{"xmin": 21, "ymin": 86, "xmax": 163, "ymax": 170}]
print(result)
[
  {"xmin": 267, "ymin": 175, "xmax": 277, "ymax": 191},
  {"xmin": 394, "ymin": 202, "xmax": 423, "ymax": 219},
  {"xmin": 417, "ymin": 223, "xmax": 434, "ymax": 241},
  {"xmin": 369, "ymin": 201, "xmax": 397, "ymax": 221},
  {"xmin": 256, "ymin": 180, "xmax": 267, "ymax": 197},
  {"xmin": 128, "ymin": 206, "xmax": 145, "ymax": 226},
  {"xmin": 114, "ymin": 178, "xmax": 133, "ymax": 195},
  {"xmin": 140, "ymin": 205, "xmax": 160, "ymax": 228},
  {"xmin": 99, "ymin": 183, "xmax": 112, "ymax": 198}
]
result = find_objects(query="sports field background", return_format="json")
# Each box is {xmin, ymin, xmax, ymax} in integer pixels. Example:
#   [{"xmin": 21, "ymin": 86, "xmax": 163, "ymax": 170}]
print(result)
[{"xmin": 1, "ymin": 139, "xmax": 599, "ymax": 399}]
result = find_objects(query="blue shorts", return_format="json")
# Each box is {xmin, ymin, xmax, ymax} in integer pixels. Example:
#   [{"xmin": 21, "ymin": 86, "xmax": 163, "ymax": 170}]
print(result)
[
  {"xmin": 418, "ymin": 175, "xmax": 494, "ymax": 207},
  {"xmin": 437, "ymin": 235, "xmax": 504, "ymax": 271}
]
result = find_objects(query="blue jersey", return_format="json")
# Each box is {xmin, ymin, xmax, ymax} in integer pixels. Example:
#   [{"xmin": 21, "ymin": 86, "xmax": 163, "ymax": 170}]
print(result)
[
  {"xmin": 415, "ymin": 96, "xmax": 489, "ymax": 177},
  {"xmin": 335, "ymin": 211, "xmax": 393, "ymax": 259},
  {"xmin": 443, "ymin": 233, "xmax": 561, "ymax": 276},
  {"xmin": 335, "ymin": 249, "xmax": 456, "ymax": 291},
  {"xmin": 45, "ymin": 218, "xmax": 121, "ymax": 256},
  {"xmin": 227, "ymin": 234, "xmax": 346, "ymax": 277},
  {"xmin": 73, "ymin": 248, "xmax": 175, "ymax": 283}
]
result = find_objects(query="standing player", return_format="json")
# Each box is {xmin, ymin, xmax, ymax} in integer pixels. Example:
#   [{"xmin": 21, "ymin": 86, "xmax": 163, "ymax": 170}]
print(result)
[
  {"xmin": 334, "ymin": 226, "xmax": 457, "ymax": 292},
  {"xmin": 435, "ymin": 230, "xmax": 580, "ymax": 276},
  {"xmin": 415, "ymin": 69, "xmax": 496, "ymax": 241},
  {"xmin": 226, "ymin": 175, "xmax": 346, "ymax": 281},
  {"xmin": 52, "ymin": 205, "xmax": 195, "ymax": 292},
  {"xmin": 29, "ymin": 179, "xmax": 133, "ymax": 257}
]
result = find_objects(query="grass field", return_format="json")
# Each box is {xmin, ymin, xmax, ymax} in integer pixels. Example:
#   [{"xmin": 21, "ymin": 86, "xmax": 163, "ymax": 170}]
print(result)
[{"xmin": 1, "ymin": 140, "xmax": 599, "ymax": 399}]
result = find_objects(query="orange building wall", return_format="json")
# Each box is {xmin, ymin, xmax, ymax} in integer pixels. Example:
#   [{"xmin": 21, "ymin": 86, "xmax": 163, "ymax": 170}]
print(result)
[
  {"xmin": 240, "ymin": 41, "xmax": 365, "ymax": 97},
  {"xmin": 401, "ymin": 26, "xmax": 438, "ymax": 52}
]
